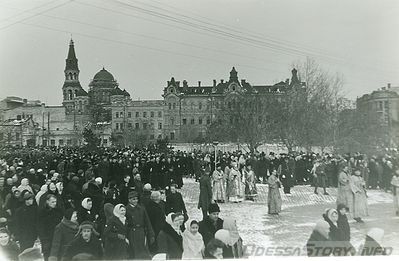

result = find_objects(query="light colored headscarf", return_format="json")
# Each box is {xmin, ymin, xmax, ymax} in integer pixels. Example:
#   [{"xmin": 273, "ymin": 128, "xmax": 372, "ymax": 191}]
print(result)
[
  {"xmin": 36, "ymin": 185, "xmax": 48, "ymax": 204},
  {"xmin": 81, "ymin": 198, "xmax": 92, "ymax": 210},
  {"xmin": 223, "ymin": 218, "xmax": 241, "ymax": 245},
  {"xmin": 18, "ymin": 178, "xmax": 33, "ymax": 193},
  {"xmin": 215, "ymin": 229, "xmax": 231, "ymax": 246},
  {"xmin": 182, "ymin": 219, "xmax": 204, "ymax": 259},
  {"xmin": 113, "ymin": 204, "xmax": 126, "ymax": 225}
]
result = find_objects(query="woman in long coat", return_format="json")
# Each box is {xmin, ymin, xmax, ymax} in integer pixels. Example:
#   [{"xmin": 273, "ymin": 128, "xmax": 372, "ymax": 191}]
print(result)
[
  {"xmin": 351, "ymin": 169, "xmax": 368, "ymax": 222},
  {"xmin": 126, "ymin": 191, "xmax": 154, "ymax": 260},
  {"xmin": 103, "ymin": 204, "xmax": 130, "ymax": 260},
  {"xmin": 267, "ymin": 169, "xmax": 282, "ymax": 214},
  {"xmin": 337, "ymin": 164, "xmax": 353, "ymax": 213},
  {"xmin": 212, "ymin": 166, "xmax": 226, "ymax": 203}
]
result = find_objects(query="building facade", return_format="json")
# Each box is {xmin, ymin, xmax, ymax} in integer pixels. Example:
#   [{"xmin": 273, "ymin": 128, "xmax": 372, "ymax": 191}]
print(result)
[
  {"xmin": 1, "ymin": 39, "xmax": 305, "ymax": 147},
  {"xmin": 357, "ymin": 83, "xmax": 399, "ymax": 146}
]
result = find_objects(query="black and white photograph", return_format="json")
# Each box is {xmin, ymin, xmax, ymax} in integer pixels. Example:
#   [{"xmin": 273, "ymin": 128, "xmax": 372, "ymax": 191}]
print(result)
[{"xmin": 0, "ymin": 0, "xmax": 398, "ymax": 260}]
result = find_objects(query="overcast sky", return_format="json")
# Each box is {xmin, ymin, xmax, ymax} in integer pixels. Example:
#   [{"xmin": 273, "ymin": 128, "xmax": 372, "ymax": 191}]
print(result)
[{"xmin": 0, "ymin": 0, "xmax": 398, "ymax": 105}]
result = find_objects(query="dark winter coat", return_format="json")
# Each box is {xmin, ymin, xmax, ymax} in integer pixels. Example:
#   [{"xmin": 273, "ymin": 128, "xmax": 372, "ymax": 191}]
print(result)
[
  {"xmin": 157, "ymin": 223, "xmax": 183, "ymax": 260},
  {"xmin": 166, "ymin": 192, "xmax": 187, "ymax": 216},
  {"xmin": 77, "ymin": 207, "xmax": 97, "ymax": 224},
  {"xmin": 103, "ymin": 216, "xmax": 129, "ymax": 260},
  {"xmin": 197, "ymin": 174, "xmax": 212, "ymax": 212},
  {"xmin": 126, "ymin": 203, "xmax": 154, "ymax": 259},
  {"xmin": 37, "ymin": 207, "xmax": 64, "ymax": 257},
  {"xmin": 15, "ymin": 204, "xmax": 38, "ymax": 245},
  {"xmin": 63, "ymin": 235, "xmax": 103, "ymax": 260},
  {"xmin": 306, "ymin": 231, "xmax": 331, "ymax": 257},
  {"xmin": 145, "ymin": 200, "xmax": 166, "ymax": 238},
  {"xmin": 198, "ymin": 216, "xmax": 224, "ymax": 246},
  {"xmin": 49, "ymin": 218, "xmax": 79, "ymax": 260}
]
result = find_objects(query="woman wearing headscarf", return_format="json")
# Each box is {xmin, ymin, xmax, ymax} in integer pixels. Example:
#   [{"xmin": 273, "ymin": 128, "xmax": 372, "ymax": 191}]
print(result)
[
  {"xmin": 306, "ymin": 220, "xmax": 331, "ymax": 257},
  {"xmin": 103, "ymin": 204, "xmax": 130, "ymax": 260},
  {"xmin": 222, "ymin": 218, "xmax": 243, "ymax": 258},
  {"xmin": 36, "ymin": 185, "xmax": 48, "ymax": 205},
  {"xmin": 214, "ymin": 229, "xmax": 234, "ymax": 258},
  {"xmin": 359, "ymin": 228, "xmax": 387, "ymax": 255},
  {"xmin": 39, "ymin": 182, "xmax": 64, "ymax": 211},
  {"xmin": 77, "ymin": 198, "xmax": 97, "ymax": 224},
  {"xmin": 322, "ymin": 208, "xmax": 341, "ymax": 255},
  {"xmin": 157, "ymin": 212, "xmax": 184, "ymax": 260},
  {"xmin": 182, "ymin": 219, "xmax": 204, "ymax": 259},
  {"xmin": 17, "ymin": 178, "xmax": 33, "ymax": 194}
]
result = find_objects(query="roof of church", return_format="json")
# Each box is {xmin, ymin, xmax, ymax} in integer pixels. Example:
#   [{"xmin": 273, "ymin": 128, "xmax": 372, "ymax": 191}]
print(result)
[
  {"xmin": 93, "ymin": 68, "xmax": 115, "ymax": 81},
  {"xmin": 76, "ymin": 88, "xmax": 88, "ymax": 97}
]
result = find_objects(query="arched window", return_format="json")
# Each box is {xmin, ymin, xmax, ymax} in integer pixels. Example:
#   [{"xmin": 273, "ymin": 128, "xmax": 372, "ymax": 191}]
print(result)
[
  {"xmin": 69, "ymin": 72, "xmax": 73, "ymax": 80},
  {"xmin": 74, "ymin": 73, "xmax": 77, "ymax": 80},
  {"xmin": 79, "ymin": 101, "xmax": 82, "ymax": 111},
  {"xmin": 198, "ymin": 102, "xmax": 202, "ymax": 110},
  {"xmin": 75, "ymin": 90, "xmax": 78, "ymax": 98},
  {"xmin": 68, "ymin": 90, "xmax": 73, "ymax": 100}
]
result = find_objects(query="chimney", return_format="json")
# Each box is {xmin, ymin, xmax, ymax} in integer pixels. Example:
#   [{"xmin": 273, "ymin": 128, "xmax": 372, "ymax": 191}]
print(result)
[
  {"xmin": 241, "ymin": 79, "xmax": 246, "ymax": 85},
  {"xmin": 198, "ymin": 81, "xmax": 201, "ymax": 87},
  {"xmin": 213, "ymin": 79, "xmax": 216, "ymax": 87},
  {"xmin": 183, "ymin": 80, "xmax": 188, "ymax": 88},
  {"xmin": 388, "ymin": 83, "xmax": 391, "ymax": 88},
  {"xmin": 221, "ymin": 79, "xmax": 224, "ymax": 84}
]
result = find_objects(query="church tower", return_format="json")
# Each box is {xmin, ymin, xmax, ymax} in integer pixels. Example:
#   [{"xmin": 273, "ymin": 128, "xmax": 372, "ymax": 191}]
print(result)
[{"xmin": 62, "ymin": 39, "xmax": 86, "ymax": 114}]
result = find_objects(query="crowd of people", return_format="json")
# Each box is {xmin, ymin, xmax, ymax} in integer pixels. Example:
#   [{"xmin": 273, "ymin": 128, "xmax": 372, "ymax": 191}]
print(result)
[{"xmin": 0, "ymin": 146, "xmax": 398, "ymax": 260}]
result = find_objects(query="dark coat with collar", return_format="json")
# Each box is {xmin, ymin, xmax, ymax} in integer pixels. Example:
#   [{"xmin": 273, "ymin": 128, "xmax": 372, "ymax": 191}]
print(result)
[
  {"xmin": 103, "ymin": 215, "xmax": 129, "ymax": 260},
  {"xmin": 49, "ymin": 218, "xmax": 79, "ymax": 260},
  {"xmin": 198, "ymin": 216, "xmax": 224, "ymax": 246},
  {"xmin": 157, "ymin": 223, "xmax": 183, "ymax": 260}
]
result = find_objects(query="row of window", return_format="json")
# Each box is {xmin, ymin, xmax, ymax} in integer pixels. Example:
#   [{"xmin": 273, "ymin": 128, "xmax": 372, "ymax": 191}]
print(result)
[
  {"xmin": 115, "ymin": 111, "xmax": 162, "ymax": 118},
  {"xmin": 182, "ymin": 117, "xmax": 211, "ymax": 125},
  {"xmin": 376, "ymin": 101, "xmax": 389, "ymax": 111},
  {"xmin": 42, "ymin": 139, "xmax": 108, "ymax": 146},
  {"xmin": 115, "ymin": 122, "xmax": 163, "ymax": 130}
]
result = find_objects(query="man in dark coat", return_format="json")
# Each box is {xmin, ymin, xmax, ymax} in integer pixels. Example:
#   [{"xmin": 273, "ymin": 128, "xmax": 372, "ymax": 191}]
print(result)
[
  {"xmin": 126, "ymin": 191, "xmax": 154, "ymax": 259},
  {"xmin": 165, "ymin": 184, "xmax": 188, "ymax": 221},
  {"xmin": 198, "ymin": 171, "xmax": 212, "ymax": 220},
  {"xmin": 15, "ymin": 192, "xmax": 38, "ymax": 251},
  {"xmin": 49, "ymin": 209, "xmax": 79, "ymax": 261},
  {"xmin": 63, "ymin": 221, "xmax": 103, "ymax": 260},
  {"xmin": 199, "ymin": 203, "xmax": 224, "ymax": 246},
  {"xmin": 37, "ymin": 194, "xmax": 64, "ymax": 261},
  {"xmin": 145, "ymin": 191, "xmax": 166, "ymax": 254}
]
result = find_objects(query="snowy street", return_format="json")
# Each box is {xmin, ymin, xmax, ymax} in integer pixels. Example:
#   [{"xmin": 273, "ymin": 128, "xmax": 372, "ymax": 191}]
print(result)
[{"xmin": 181, "ymin": 178, "xmax": 399, "ymax": 256}]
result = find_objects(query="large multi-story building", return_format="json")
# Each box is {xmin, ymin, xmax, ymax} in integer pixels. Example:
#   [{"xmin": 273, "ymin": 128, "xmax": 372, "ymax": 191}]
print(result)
[
  {"xmin": 1, "ymin": 40, "xmax": 305, "ymax": 146},
  {"xmin": 357, "ymin": 83, "xmax": 399, "ymax": 146}
]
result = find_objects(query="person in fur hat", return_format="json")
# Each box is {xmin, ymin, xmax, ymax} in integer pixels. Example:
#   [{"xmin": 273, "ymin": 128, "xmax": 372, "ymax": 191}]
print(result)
[
  {"xmin": 63, "ymin": 221, "xmax": 103, "ymax": 260},
  {"xmin": 198, "ymin": 203, "xmax": 224, "ymax": 246},
  {"xmin": 182, "ymin": 219, "xmax": 204, "ymax": 259},
  {"xmin": 49, "ymin": 209, "xmax": 79, "ymax": 261}
]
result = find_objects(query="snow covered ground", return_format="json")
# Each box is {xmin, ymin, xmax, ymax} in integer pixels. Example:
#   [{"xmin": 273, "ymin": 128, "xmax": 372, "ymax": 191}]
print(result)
[{"xmin": 181, "ymin": 178, "xmax": 399, "ymax": 256}]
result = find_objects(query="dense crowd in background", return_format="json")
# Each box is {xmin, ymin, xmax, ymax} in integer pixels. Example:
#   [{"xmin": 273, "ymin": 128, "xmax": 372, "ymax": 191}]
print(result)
[{"xmin": 0, "ymin": 146, "xmax": 398, "ymax": 260}]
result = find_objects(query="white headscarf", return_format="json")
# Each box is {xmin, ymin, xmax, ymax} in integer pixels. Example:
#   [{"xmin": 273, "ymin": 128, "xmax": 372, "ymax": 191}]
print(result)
[
  {"xmin": 215, "ymin": 229, "xmax": 231, "ymax": 246},
  {"xmin": 81, "ymin": 198, "xmax": 92, "ymax": 210},
  {"xmin": 113, "ymin": 204, "xmax": 126, "ymax": 225},
  {"xmin": 182, "ymin": 219, "xmax": 204, "ymax": 258},
  {"xmin": 223, "ymin": 218, "xmax": 241, "ymax": 245},
  {"xmin": 36, "ymin": 185, "xmax": 48, "ymax": 205},
  {"xmin": 18, "ymin": 178, "xmax": 33, "ymax": 193}
]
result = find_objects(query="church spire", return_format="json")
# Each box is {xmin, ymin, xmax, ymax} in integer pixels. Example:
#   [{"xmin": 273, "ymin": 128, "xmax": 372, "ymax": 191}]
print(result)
[
  {"xmin": 65, "ymin": 38, "xmax": 79, "ymax": 71},
  {"xmin": 229, "ymin": 67, "xmax": 238, "ymax": 82}
]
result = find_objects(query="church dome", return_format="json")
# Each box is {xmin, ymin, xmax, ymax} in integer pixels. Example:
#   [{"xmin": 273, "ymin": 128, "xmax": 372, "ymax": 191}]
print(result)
[{"xmin": 93, "ymin": 67, "xmax": 114, "ymax": 81}]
